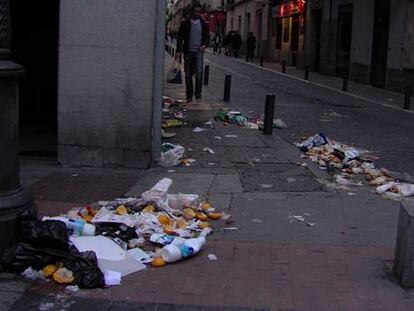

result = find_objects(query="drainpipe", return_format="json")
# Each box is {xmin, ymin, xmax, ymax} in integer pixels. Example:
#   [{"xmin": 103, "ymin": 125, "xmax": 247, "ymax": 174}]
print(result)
[{"xmin": 0, "ymin": 0, "xmax": 34, "ymax": 252}]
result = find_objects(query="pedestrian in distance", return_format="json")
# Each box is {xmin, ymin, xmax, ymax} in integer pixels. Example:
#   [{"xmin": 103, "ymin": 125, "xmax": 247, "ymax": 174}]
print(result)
[
  {"xmin": 212, "ymin": 33, "xmax": 222, "ymax": 55},
  {"xmin": 223, "ymin": 31, "xmax": 234, "ymax": 57},
  {"xmin": 232, "ymin": 31, "xmax": 242, "ymax": 59},
  {"xmin": 176, "ymin": 4, "xmax": 210, "ymax": 103},
  {"xmin": 246, "ymin": 32, "xmax": 256, "ymax": 62}
]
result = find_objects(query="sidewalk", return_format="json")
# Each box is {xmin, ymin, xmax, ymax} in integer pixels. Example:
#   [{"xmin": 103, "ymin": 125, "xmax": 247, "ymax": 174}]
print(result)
[{"xmin": 1, "ymin": 52, "xmax": 414, "ymax": 311}]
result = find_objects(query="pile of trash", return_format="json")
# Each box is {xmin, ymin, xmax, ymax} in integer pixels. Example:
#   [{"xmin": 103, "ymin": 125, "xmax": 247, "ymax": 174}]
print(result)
[
  {"xmin": 1, "ymin": 178, "xmax": 229, "ymax": 289},
  {"xmin": 215, "ymin": 109, "xmax": 287, "ymax": 130},
  {"xmin": 296, "ymin": 133, "xmax": 414, "ymax": 200},
  {"xmin": 161, "ymin": 96, "xmax": 186, "ymax": 138}
]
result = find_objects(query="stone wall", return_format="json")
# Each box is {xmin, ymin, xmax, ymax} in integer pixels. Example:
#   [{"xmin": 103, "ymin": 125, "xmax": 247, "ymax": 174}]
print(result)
[{"xmin": 58, "ymin": 0, "xmax": 164, "ymax": 168}]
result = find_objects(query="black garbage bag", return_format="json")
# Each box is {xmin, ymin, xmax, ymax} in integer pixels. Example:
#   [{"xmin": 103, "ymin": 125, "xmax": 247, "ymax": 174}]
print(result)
[
  {"xmin": 19, "ymin": 219, "xmax": 69, "ymax": 250},
  {"xmin": 1, "ymin": 243, "xmax": 105, "ymax": 288},
  {"xmin": 60, "ymin": 249, "xmax": 105, "ymax": 289},
  {"xmin": 1, "ymin": 243, "xmax": 71, "ymax": 272}
]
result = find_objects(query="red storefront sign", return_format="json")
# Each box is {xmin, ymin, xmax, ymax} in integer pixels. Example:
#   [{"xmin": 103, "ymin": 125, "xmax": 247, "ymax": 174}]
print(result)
[
  {"xmin": 272, "ymin": 0, "xmax": 306, "ymax": 18},
  {"xmin": 202, "ymin": 11, "xmax": 226, "ymax": 33}
]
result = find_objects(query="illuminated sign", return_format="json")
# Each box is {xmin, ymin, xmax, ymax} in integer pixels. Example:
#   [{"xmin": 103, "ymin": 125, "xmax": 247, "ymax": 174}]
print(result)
[{"xmin": 272, "ymin": 0, "xmax": 306, "ymax": 18}]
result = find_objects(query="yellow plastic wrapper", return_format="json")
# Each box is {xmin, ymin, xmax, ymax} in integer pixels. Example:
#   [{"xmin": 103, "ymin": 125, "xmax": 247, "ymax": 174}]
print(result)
[
  {"xmin": 42, "ymin": 264, "xmax": 57, "ymax": 278},
  {"xmin": 183, "ymin": 208, "xmax": 196, "ymax": 220},
  {"xmin": 142, "ymin": 205, "xmax": 155, "ymax": 213},
  {"xmin": 115, "ymin": 205, "xmax": 128, "ymax": 215},
  {"xmin": 53, "ymin": 268, "xmax": 75, "ymax": 284},
  {"xmin": 157, "ymin": 214, "xmax": 171, "ymax": 225}
]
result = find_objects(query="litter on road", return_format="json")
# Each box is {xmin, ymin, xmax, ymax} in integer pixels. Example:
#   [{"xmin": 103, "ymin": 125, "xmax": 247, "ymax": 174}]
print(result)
[{"xmin": 296, "ymin": 133, "xmax": 414, "ymax": 200}]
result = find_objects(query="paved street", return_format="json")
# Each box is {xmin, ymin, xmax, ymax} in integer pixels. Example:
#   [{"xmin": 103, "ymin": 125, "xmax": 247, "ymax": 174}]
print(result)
[{"xmin": 2, "ymin": 52, "xmax": 414, "ymax": 311}]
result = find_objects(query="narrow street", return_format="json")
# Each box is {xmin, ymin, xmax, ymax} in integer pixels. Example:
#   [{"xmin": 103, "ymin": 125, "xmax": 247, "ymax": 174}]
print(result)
[{"xmin": 203, "ymin": 52, "xmax": 414, "ymax": 175}]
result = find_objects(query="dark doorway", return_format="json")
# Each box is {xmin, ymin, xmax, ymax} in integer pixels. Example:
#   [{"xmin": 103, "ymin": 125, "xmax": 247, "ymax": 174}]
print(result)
[
  {"xmin": 336, "ymin": 4, "xmax": 353, "ymax": 76},
  {"xmin": 291, "ymin": 16, "xmax": 299, "ymax": 66},
  {"xmin": 311, "ymin": 9, "xmax": 322, "ymax": 71},
  {"xmin": 370, "ymin": 0, "xmax": 390, "ymax": 88},
  {"xmin": 10, "ymin": 0, "xmax": 59, "ymax": 157},
  {"xmin": 276, "ymin": 18, "xmax": 283, "ymax": 50}
]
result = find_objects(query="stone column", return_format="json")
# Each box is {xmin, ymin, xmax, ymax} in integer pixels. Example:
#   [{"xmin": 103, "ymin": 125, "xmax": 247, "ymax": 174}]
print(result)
[{"xmin": 0, "ymin": 0, "xmax": 34, "ymax": 252}]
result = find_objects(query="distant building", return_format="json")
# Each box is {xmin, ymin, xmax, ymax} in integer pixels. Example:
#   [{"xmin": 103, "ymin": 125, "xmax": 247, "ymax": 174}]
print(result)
[
  {"xmin": 268, "ymin": 0, "xmax": 414, "ymax": 94},
  {"xmin": 225, "ymin": 0, "xmax": 270, "ymax": 57}
]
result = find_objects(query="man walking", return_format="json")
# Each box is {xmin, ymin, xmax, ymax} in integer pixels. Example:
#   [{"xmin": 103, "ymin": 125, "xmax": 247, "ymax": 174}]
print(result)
[
  {"xmin": 232, "ymin": 31, "xmax": 242, "ymax": 59},
  {"xmin": 246, "ymin": 32, "xmax": 256, "ymax": 62},
  {"xmin": 177, "ymin": 4, "xmax": 210, "ymax": 102}
]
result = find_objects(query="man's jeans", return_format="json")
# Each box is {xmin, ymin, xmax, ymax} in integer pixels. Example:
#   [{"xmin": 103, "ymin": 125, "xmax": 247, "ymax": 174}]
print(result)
[{"xmin": 184, "ymin": 51, "xmax": 204, "ymax": 100}]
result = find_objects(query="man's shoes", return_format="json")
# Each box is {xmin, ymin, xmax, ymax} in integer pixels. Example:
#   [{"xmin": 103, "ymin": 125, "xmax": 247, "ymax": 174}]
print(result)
[{"xmin": 186, "ymin": 98, "xmax": 193, "ymax": 103}]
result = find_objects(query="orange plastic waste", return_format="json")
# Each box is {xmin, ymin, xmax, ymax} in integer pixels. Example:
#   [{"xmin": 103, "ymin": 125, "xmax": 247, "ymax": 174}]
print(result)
[
  {"xmin": 158, "ymin": 214, "xmax": 171, "ymax": 225},
  {"xmin": 53, "ymin": 268, "xmax": 75, "ymax": 284},
  {"xmin": 42, "ymin": 264, "xmax": 57, "ymax": 278},
  {"xmin": 151, "ymin": 257, "xmax": 167, "ymax": 267},
  {"xmin": 208, "ymin": 212, "xmax": 221, "ymax": 220}
]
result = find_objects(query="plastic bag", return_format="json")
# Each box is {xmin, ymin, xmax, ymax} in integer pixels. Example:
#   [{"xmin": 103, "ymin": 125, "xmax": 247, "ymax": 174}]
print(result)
[
  {"xmin": 167, "ymin": 61, "xmax": 182, "ymax": 84},
  {"xmin": 158, "ymin": 143, "xmax": 185, "ymax": 167},
  {"xmin": 167, "ymin": 194, "xmax": 199, "ymax": 209},
  {"xmin": 296, "ymin": 133, "xmax": 330, "ymax": 152}
]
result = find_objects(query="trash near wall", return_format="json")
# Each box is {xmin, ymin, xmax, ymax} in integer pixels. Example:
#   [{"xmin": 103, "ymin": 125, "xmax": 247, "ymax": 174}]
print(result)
[{"xmin": 0, "ymin": 178, "xmax": 230, "ymax": 289}]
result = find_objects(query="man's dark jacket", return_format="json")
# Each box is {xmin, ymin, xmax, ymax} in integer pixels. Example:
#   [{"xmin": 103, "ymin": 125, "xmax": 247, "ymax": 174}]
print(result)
[{"xmin": 177, "ymin": 18, "xmax": 210, "ymax": 53}]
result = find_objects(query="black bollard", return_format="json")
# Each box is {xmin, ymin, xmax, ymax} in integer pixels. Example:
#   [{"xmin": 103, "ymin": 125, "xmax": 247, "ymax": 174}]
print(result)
[
  {"xmin": 342, "ymin": 72, "xmax": 349, "ymax": 92},
  {"xmin": 246, "ymin": 52, "xmax": 249, "ymax": 62},
  {"xmin": 179, "ymin": 52, "xmax": 182, "ymax": 64},
  {"xmin": 282, "ymin": 61, "xmax": 286, "ymax": 73},
  {"xmin": 263, "ymin": 94, "xmax": 275, "ymax": 135},
  {"xmin": 223, "ymin": 75, "xmax": 232, "ymax": 102},
  {"xmin": 260, "ymin": 56, "xmax": 264, "ymax": 67},
  {"xmin": 172, "ymin": 48, "xmax": 175, "ymax": 57},
  {"xmin": 204, "ymin": 65, "xmax": 210, "ymax": 86},
  {"xmin": 404, "ymin": 85, "xmax": 411, "ymax": 110},
  {"xmin": 304, "ymin": 65, "xmax": 310, "ymax": 81}
]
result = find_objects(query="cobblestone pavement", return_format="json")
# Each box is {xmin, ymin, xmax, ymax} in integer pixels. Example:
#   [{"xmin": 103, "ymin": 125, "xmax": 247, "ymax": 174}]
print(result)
[{"xmin": 202, "ymin": 53, "xmax": 414, "ymax": 176}]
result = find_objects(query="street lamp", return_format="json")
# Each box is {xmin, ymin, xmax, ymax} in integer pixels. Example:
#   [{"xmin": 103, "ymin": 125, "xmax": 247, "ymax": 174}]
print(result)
[{"xmin": 0, "ymin": 0, "xmax": 34, "ymax": 252}]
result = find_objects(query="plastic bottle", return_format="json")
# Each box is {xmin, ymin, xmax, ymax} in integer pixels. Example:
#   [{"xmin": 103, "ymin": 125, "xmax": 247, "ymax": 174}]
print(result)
[
  {"xmin": 42, "ymin": 216, "xmax": 96, "ymax": 236},
  {"xmin": 150, "ymin": 228, "xmax": 211, "ymax": 246},
  {"xmin": 160, "ymin": 236, "xmax": 206, "ymax": 263}
]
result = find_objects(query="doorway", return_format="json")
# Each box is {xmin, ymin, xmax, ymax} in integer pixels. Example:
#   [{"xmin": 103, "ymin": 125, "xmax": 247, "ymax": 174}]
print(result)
[
  {"xmin": 370, "ymin": 0, "xmax": 390, "ymax": 88},
  {"xmin": 255, "ymin": 9, "xmax": 263, "ymax": 56},
  {"xmin": 311, "ymin": 9, "xmax": 322, "ymax": 71},
  {"xmin": 10, "ymin": 0, "xmax": 60, "ymax": 157},
  {"xmin": 336, "ymin": 4, "xmax": 353, "ymax": 76},
  {"xmin": 291, "ymin": 15, "xmax": 300, "ymax": 66}
]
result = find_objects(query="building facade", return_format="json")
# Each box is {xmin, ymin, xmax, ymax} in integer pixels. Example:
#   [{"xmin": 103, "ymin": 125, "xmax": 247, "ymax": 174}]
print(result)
[
  {"xmin": 225, "ymin": 0, "xmax": 271, "ymax": 57},
  {"xmin": 268, "ymin": 0, "xmax": 414, "ymax": 93}
]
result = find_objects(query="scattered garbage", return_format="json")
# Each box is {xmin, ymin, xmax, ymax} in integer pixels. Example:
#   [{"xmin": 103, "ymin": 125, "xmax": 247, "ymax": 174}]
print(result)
[
  {"xmin": 251, "ymin": 219, "xmax": 264, "ymax": 223},
  {"xmin": 1, "ymin": 178, "xmax": 230, "ymax": 289},
  {"xmin": 193, "ymin": 127, "xmax": 206, "ymax": 133},
  {"xmin": 296, "ymin": 133, "xmax": 414, "ymax": 200},
  {"xmin": 259, "ymin": 184, "xmax": 273, "ymax": 189},
  {"xmin": 208, "ymin": 254, "xmax": 218, "ymax": 261},
  {"xmin": 203, "ymin": 147, "xmax": 215, "ymax": 154},
  {"xmin": 289, "ymin": 216, "xmax": 305, "ymax": 222},
  {"xmin": 214, "ymin": 109, "xmax": 287, "ymax": 130},
  {"xmin": 286, "ymin": 177, "xmax": 296, "ymax": 184},
  {"xmin": 159, "ymin": 143, "xmax": 185, "ymax": 167},
  {"xmin": 65, "ymin": 285, "xmax": 79, "ymax": 293},
  {"xmin": 307, "ymin": 222, "xmax": 316, "ymax": 228}
]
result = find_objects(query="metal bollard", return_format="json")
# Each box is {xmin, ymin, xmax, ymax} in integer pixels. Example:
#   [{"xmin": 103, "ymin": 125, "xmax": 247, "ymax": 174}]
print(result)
[
  {"xmin": 263, "ymin": 94, "xmax": 275, "ymax": 135},
  {"xmin": 179, "ymin": 53, "xmax": 182, "ymax": 64},
  {"xmin": 282, "ymin": 61, "xmax": 286, "ymax": 73},
  {"xmin": 172, "ymin": 48, "xmax": 175, "ymax": 57},
  {"xmin": 223, "ymin": 75, "xmax": 232, "ymax": 102},
  {"xmin": 342, "ymin": 72, "xmax": 349, "ymax": 92},
  {"xmin": 260, "ymin": 56, "xmax": 264, "ymax": 67},
  {"xmin": 304, "ymin": 65, "xmax": 310, "ymax": 81},
  {"xmin": 404, "ymin": 85, "xmax": 411, "ymax": 110},
  {"xmin": 246, "ymin": 52, "xmax": 249, "ymax": 62},
  {"xmin": 204, "ymin": 65, "xmax": 210, "ymax": 86}
]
